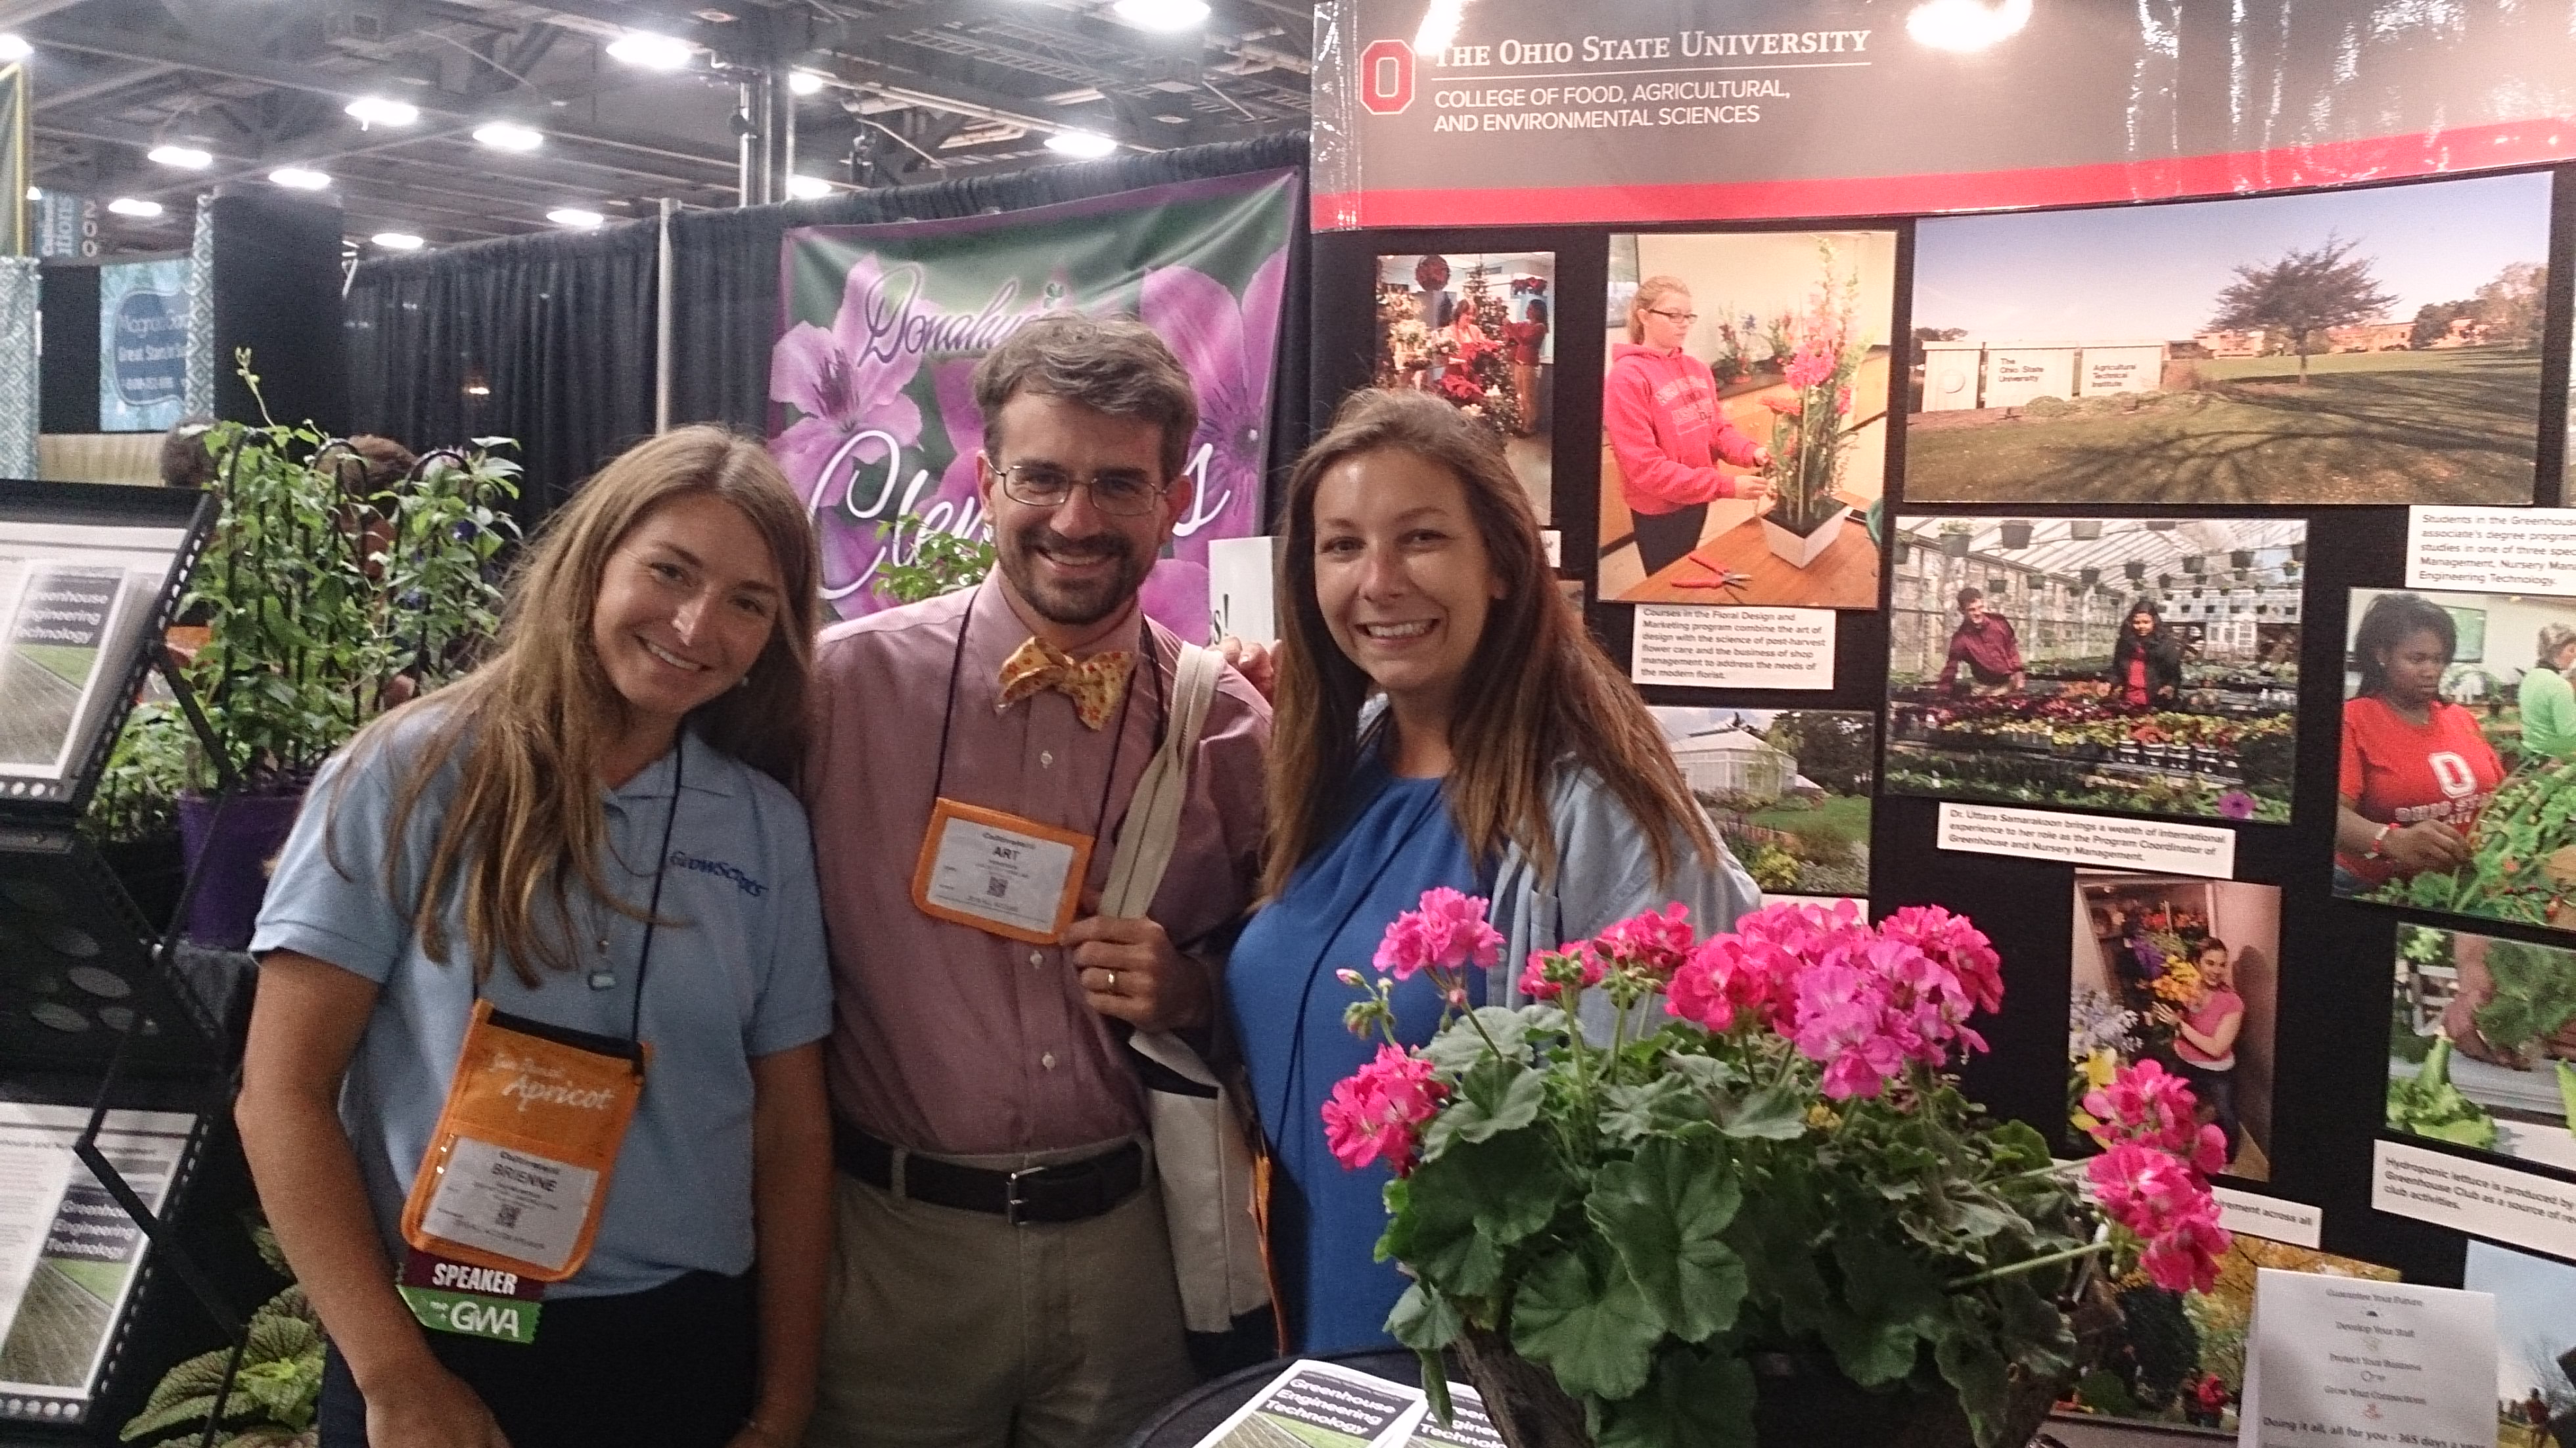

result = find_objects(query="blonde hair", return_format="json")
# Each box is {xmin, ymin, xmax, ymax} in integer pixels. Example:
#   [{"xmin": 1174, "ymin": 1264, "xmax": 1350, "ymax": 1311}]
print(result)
[
  {"xmin": 337, "ymin": 426, "xmax": 821, "ymax": 985},
  {"xmin": 1626, "ymin": 275, "xmax": 1692, "ymax": 344},
  {"xmin": 1265, "ymin": 390, "xmax": 1715, "ymax": 899}
]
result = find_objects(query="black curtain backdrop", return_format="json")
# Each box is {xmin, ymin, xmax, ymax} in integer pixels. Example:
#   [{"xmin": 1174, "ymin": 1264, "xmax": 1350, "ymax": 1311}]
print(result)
[
  {"xmin": 343, "ymin": 133, "xmax": 1310, "ymax": 525},
  {"xmin": 344, "ymin": 223, "xmax": 658, "ymax": 524}
]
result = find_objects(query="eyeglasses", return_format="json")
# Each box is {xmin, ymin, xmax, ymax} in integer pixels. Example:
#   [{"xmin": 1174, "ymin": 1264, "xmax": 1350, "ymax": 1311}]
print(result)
[
  {"xmin": 1647, "ymin": 308, "xmax": 1698, "ymax": 324},
  {"xmin": 990, "ymin": 460, "xmax": 1169, "ymax": 516}
]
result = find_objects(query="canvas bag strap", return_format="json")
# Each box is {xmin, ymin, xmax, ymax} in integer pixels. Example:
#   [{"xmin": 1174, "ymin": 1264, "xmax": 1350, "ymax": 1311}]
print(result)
[{"xmin": 1100, "ymin": 641, "xmax": 1220, "ymax": 920}]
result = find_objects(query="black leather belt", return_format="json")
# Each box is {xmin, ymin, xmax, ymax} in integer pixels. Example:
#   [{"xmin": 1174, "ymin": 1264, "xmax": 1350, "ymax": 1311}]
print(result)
[{"xmin": 833, "ymin": 1121, "xmax": 1144, "ymax": 1226}]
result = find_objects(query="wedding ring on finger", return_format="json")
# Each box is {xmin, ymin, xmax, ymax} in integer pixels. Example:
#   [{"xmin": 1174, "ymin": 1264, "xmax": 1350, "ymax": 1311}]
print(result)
[{"xmin": 1104, "ymin": 970, "xmax": 1118, "ymax": 993}]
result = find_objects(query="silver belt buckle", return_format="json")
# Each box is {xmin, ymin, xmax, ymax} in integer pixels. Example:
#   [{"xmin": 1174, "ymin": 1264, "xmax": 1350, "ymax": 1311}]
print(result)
[{"xmin": 1004, "ymin": 1164, "xmax": 1040, "ymax": 1227}]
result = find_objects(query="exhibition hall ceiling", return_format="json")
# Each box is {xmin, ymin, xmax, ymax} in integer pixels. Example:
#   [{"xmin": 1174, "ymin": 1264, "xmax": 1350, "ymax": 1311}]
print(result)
[{"xmin": 11, "ymin": 0, "xmax": 1310, "ymax": 249}]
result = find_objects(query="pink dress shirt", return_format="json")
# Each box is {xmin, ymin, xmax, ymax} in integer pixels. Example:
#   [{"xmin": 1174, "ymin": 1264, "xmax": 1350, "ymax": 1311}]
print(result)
[{"xmin": 803, "ymin": 579, "xmax": 1270, "ymax": 1156}]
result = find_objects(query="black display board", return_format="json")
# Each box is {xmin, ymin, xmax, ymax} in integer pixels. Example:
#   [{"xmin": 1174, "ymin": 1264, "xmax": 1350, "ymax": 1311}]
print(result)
[{"xmin": 1308, "ymin": 162, "xmax": 2576, "ymax": 1292}]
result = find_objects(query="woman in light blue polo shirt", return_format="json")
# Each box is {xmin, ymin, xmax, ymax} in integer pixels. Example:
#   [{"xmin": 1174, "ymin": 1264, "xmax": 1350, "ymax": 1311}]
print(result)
[{"xmin": 236, "ymin": 426, "xmax": 833, "ymax": 1448}]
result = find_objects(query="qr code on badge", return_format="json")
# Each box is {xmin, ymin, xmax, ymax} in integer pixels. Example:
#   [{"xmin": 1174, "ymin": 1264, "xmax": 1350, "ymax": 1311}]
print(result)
[
  {"xmin": 494, "ymin": 1203, "xmax": 522, "ymax": 1231},
  {"xmin": 985, "ymin": 874, "xmax": 1009, "ymax": 899}
]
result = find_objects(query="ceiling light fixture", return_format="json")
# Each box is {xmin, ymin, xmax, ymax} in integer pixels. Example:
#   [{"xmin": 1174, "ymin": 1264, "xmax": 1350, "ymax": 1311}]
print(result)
[
  {"xmin": 1905, "ymin": 0, "xmax": 2034, "ymax": 52},
  {"xmin": 785, "ymin": 174, "xmax": 835, "ymax": 199},
  {"xmin": 472, "ymin": 121, "xmax": 545, "ymax": 151},
  {"xmin": 0, "ymin": 35, "xmax": 30, "ymax": 63},
  {"xmin": 106, "ymin": 198, "xmax": 163, "ymax": 218},
  {"xmin": 547, "ymin": 206, "xmax": 605, "ymax": 228},
  {"xmin": 1044, "ymin": 129, "xmax": 1118, "ymax": 159},
  {"xmin": 1108, "ymin": 0, "xmax": 1209, "ymax": 31},
  {"xmin": 344, "ymin": 96, "xmax": 419, "ymax": 127},
  {"xmin": 147, "ymin": 143, "xmax": 214, "ymax": 170},
  {"xmin": 787, "ymin": 68, "xmax": 826, "ymax": 96},
  {"xmin": 269, "ymin": 166, "xmax": 331, "ymax": 190},
  {"xmin": 372, "ymin": 232, "xmax": 425, "ymax": 250},
  {"xmin": 1412, "ymin": 0, "xmax": 1469, "ymax": 57},
  {"xmin": 605, "ymin": 32, "xmax": 693, "ymax": 70}
]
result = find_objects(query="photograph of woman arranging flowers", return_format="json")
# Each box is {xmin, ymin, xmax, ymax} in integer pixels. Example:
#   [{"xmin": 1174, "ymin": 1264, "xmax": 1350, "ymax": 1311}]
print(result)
[
  {"xmin": 2070, "ymin": 872, "xmax": 2280, "ymax": 1181},
  {"xmin": 1321, "ymin": 894, "xmax": 2233, "ymax": 1448},
  {"xmin": 1373, "ymin": 251, "xmax": 1555, "ymax": 522},
  {"xmin": 1886, "ymin": 516, "xmax": 2304, "ymax": 822},
  {"xmin": 2335, "ymin": 587, "xmax": 2576, "ymax": 932},
  {"xmin": 2387, "ymin": 924, "xmax": 2576, "ymax": 1173},
  {"xmin": 1597, "ymin": 231, "xmax": 1893, "ymax": 610}
]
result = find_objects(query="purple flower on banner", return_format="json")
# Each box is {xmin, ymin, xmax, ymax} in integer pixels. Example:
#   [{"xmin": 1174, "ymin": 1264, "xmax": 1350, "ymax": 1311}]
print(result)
[
  {"xmin": 1139, "ymin": 248, "xmax": 1286, "ymax": 557},
  {"xmin": 769, "ymin": 252, "xmax": 924, "ymax": 505}
]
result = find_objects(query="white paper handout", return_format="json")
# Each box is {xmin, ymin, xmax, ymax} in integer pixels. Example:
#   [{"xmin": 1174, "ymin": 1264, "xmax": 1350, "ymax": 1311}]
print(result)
[
  {"xmin": 1189, "ymin": 1359, "xmax": 1426, "ymax": 1448},
  {"xmin": 2238, "ymin": 1267, "xmax": 2498, "ymax": 1448}
]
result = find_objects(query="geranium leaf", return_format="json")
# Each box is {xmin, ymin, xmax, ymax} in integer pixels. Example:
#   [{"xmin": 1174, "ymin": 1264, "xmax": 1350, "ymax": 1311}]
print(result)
[
  {"xmin": 1423, "ymin": 1058, "xmax": 1546, "ymax": 1156},
  {"xmin": 1593, "ymin": 1346, "xmax": 1755, "ymax": 1448},
  {"xmin": 1387, "ymin": 1281, "xmax": 1461, "ymax": 1351},
  {"xmin": 1715, "ymin": 1083, "xmax": 1808, "ymax": 1140},
  {"xmin": 1984, "ymin": 1120, "xmax": 2053, "ymax": 1173},
  {"xmin": 1421, "ymin": 1007, "xmax": 1536, "ymax": 1074},
  {"xmin": 1587, "ymin": 1136, "xmax": 1747, "ymax": 1343},
  {"xmin": 1391, "ymin": 1126, "xmax": 1565, "ymax": 1287},
  {"xmin": 1933, "ymin": 1301, "xmax": 2015, "ymax": 1448},
  {"xmin": 1992, "ymin": 1275, "xmax": 2077, "ymax": 1378},
  {"xmin": 1509, "ymin": 1242, "xmax": 1664, "ymax": 1403},
  {"xmin": 1599, "ymin": 1076, "xmax": 1701, "ymax": 1143},
  {"xmin": 1381, "ymin": 1164, "xmax": 1504, "ymax": 1298},
  {"xmin": 1819, "ymin": 1233, "xmax": 1946, "ymax": 1386}
]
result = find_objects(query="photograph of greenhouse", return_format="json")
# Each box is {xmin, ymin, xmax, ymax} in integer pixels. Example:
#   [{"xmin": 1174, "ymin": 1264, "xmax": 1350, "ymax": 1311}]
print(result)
[
  {"xmin": 1885, "ymin": 516, "xmax": 2304, "ymax": 822},
  {"xmin": 1647, "ymin": 706, "xmax": 1872, "ymax": 907},
  {"xmin": 2336, "ymin": 587, "xmax": 2576, "ymax": 932},
  {"xmin": 2387, "ymin": 924, "xmax": 2576, "ymax": 1174}
]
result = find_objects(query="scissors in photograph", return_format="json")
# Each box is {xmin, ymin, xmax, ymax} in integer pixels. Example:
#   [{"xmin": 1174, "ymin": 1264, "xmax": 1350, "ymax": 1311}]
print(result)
[{"xmin": 1674, "ymin": 556, "xmax": 1751, "ymax": 599}]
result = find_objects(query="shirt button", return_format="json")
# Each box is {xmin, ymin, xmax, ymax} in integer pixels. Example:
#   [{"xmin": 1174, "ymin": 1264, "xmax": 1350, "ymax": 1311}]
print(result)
[
  {"xmin": 1029, "ymin": 951, "xmax": 1044, "ymax": 968},
  {"xmin": 1041, "ymin": 750, "xmax": 1055, "ymax": 768},
  {"xmin": 1040, "ymin": 1052, "xmax": 1057, "ymax": 1070}
]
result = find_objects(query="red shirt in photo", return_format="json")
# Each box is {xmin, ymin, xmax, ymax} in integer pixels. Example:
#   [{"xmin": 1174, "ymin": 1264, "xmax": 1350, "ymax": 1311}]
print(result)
[{"xmin": 2336, "ymin": 694, "xmax": 2504, "ymax": 886}]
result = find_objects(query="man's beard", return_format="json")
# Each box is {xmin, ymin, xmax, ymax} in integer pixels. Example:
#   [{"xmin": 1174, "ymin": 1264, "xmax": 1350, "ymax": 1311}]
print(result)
[{"xmin": 998, "ymin": 521, "xmax": 1149, "ymax": 627}]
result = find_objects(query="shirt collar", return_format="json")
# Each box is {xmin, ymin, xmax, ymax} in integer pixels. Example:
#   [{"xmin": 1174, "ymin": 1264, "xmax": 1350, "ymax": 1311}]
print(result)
[
  {"xmin": 966, "ymin": 570, "xmax": 1150, "ymax": 673},
  {"xmin": 604, "ymin": 729, "xmax": 739, "ymax": 804}
]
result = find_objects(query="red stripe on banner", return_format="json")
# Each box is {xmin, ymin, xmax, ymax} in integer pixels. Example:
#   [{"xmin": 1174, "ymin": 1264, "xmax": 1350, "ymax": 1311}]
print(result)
[{"xmin": 1310, "ymin": 116, "xmax": 2576, "ymax": 229}]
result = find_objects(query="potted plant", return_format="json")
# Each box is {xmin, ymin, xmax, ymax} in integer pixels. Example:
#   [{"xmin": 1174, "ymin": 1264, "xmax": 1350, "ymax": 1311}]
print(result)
[
  {"xmin": 94, "ymin": 353, "xmax": 519, "ymax": 947},
  {"xmin": 871, "ymin": 512, "xmax": 996, "ymax": 606},
  {"xmin": 1753, "ymin": 242, "xmax": 1872, "ymax": 570},
  {"xmin": 1324, "ymin": 896, "xmax": 2230, "ymax": 1448}
]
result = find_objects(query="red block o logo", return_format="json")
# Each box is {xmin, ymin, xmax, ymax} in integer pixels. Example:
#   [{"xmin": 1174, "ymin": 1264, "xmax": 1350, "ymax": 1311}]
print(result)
[{"xmin": 1359, "ymin": 38, "xmax": 1414, "ymax": 115}]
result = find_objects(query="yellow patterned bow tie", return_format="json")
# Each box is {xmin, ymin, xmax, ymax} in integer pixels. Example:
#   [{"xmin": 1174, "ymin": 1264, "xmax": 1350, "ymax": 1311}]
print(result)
[{"xmin": 996, "ymin": 637, "xmax": 1137, "ymax": 730}]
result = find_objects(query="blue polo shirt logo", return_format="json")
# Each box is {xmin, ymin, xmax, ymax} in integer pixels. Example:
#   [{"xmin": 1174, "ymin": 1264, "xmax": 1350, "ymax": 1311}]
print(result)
[{"xmin": 668, "ymin": 850, "xmax": 768, "ymax": 897}]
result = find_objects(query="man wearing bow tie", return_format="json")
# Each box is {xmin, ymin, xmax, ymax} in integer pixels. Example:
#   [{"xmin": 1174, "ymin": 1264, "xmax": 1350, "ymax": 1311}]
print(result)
[{"xmin": 799, "ymin": 315, "xmax": 1270, "ymax": 1448}]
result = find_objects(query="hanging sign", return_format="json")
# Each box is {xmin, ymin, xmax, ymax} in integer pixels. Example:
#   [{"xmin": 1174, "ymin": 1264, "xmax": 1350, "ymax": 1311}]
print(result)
[
  {"xmin": 97, "ymin": 259, "xmax": 191, "ymax": 432},
  {"xmin": 1312, "ymin": 0, "xmax": 2576, "ymax": 229},
  {"xmin": 769, "ymin": 170, "xmax": 1297, "ymax": 638}
]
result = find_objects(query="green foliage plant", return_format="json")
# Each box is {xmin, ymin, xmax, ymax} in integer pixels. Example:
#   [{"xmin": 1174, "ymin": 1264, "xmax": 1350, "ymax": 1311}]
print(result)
[
  {"xmin": 1328, "ymin": 897, "xmax": 2232, "ymax": 1448},
  {"xmin": 869, "ymin": 512, "xmax": 996, "ymax": 607},
  {"xmin": 122, "ymin": 1217, "xmax": 323, "ymax": 1448},
  {"xmin": 85, "ymin": 353, "xmax": 518, "ymax": 840}
]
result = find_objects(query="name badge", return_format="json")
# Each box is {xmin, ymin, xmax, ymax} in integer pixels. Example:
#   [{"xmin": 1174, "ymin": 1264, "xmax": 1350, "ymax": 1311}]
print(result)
[{"xmin": 911, "ymin": 798, "xmax": 1093, "ymax": 945}]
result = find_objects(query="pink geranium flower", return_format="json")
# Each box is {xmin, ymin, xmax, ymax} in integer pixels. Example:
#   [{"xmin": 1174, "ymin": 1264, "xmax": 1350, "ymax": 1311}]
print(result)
[
  {"xmin": 2086, "ymin": 1141, "xmax": 2231, "ymax": 1292},
  {"xmin": 1881, "ymin": 905, "xmax": 2004, "ymax": 1014},
  {"xmin": 1518, "ymin": 945, "xmax": 1603, "ymax": 1003},
  {"xmin": 1374, "ymin": 888, "xmax": 1504, "ymax": 980},
  {"xmin": 2082, "ymin": 1059, "xmax": 2222, "ymax": 1170},
  {"xmin": 1321, "ymin": 1044, "xmax": 1448, "ymax": 1175},
  {"xmin": 1592, "ymin": 903, "xmax": 1695, "ymax": 984}
]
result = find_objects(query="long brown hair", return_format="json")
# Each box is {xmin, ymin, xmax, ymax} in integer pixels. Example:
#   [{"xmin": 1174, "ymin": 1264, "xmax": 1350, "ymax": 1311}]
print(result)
[
  {"xmin": 336, "ymin": 426, "xmax": 821, "ymax": 985},
  {"xmin": 1264, "ymin": 390, "xmax": 1715, "ymax": 899}
]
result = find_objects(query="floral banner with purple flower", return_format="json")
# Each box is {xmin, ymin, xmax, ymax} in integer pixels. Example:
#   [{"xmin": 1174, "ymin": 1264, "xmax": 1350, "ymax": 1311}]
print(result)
[{"xmin": 770, "ymin": 169, "xmax": 1297, "ymax": 635}]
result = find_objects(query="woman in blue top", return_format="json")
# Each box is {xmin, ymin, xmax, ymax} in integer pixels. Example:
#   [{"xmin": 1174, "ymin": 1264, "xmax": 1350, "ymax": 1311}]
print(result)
[
  {"xmin": 1230, "ymin": 390, "xmax": 1759, "ymax": 1353},
  {"xmin": 236, "ymin": 428, "xmax": 834, "ymax": 1448}
]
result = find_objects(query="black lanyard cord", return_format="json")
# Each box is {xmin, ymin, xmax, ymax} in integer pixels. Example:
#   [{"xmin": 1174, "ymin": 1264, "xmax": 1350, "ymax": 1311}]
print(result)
[{"xmin": 627, "ymin": 733, "xmax": 685, "ymax": 1047}]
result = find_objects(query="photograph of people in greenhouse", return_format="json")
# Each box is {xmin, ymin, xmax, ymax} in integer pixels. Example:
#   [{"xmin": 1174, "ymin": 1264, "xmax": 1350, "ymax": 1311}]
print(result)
[
  {"xmin": 2337, "ymin": 587, "xmax": 2576, "ymax": 934},
  {"xmin": 1885, "ymin": 516, "xmax": 2304, "ymax": 822}
]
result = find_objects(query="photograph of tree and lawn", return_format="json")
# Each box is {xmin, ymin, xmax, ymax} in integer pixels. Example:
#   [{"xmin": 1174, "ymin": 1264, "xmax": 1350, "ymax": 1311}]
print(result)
[{"xmin": 1905, "ymin": 170, "xmax": 2552, "ymax": 505}]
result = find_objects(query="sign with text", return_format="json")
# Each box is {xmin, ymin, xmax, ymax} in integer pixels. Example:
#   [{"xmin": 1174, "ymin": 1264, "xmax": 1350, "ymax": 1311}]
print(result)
[
  {"xmin": 1936, "ymin": 803, "xmax": 2237, "ymax": 877},
  {"xmin": 1630, "ymin": 605, "xmax": 1833, "ymax": 689},
  {"xmin": 97, "ymin": 259, "xmax": 189, "ymax": 432},
  {"xmin": 2406, "ymin": 506, "xmax": 2576, "ymax": 595},
  {"xmin": 2214, "ymin": 1187, "xmax": 2325, "ymax": 1250},
  {"xmin": 2238, "ymin": 1269, "xmax": 2496, "ymax": 1448},
  {"xmin": 2372, "ymin": 1139, "xmax": 2576, "ymax": 1261},
  {"xmin": 1312, "ymin": 0, "xmax": 2576, "ymax": 229}
]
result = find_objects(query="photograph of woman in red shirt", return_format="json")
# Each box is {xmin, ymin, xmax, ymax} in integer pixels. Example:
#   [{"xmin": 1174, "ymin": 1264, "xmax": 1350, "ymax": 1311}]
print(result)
[{"xmin": 2335, "ymin": 591, "xmax": 2505, "ymax": 895}]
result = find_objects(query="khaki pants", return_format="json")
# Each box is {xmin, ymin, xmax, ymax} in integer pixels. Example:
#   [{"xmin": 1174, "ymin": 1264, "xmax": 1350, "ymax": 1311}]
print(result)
[{"xmin": 804, "ymin": 1164, "xmax": 1197, "ymax": 1448}]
